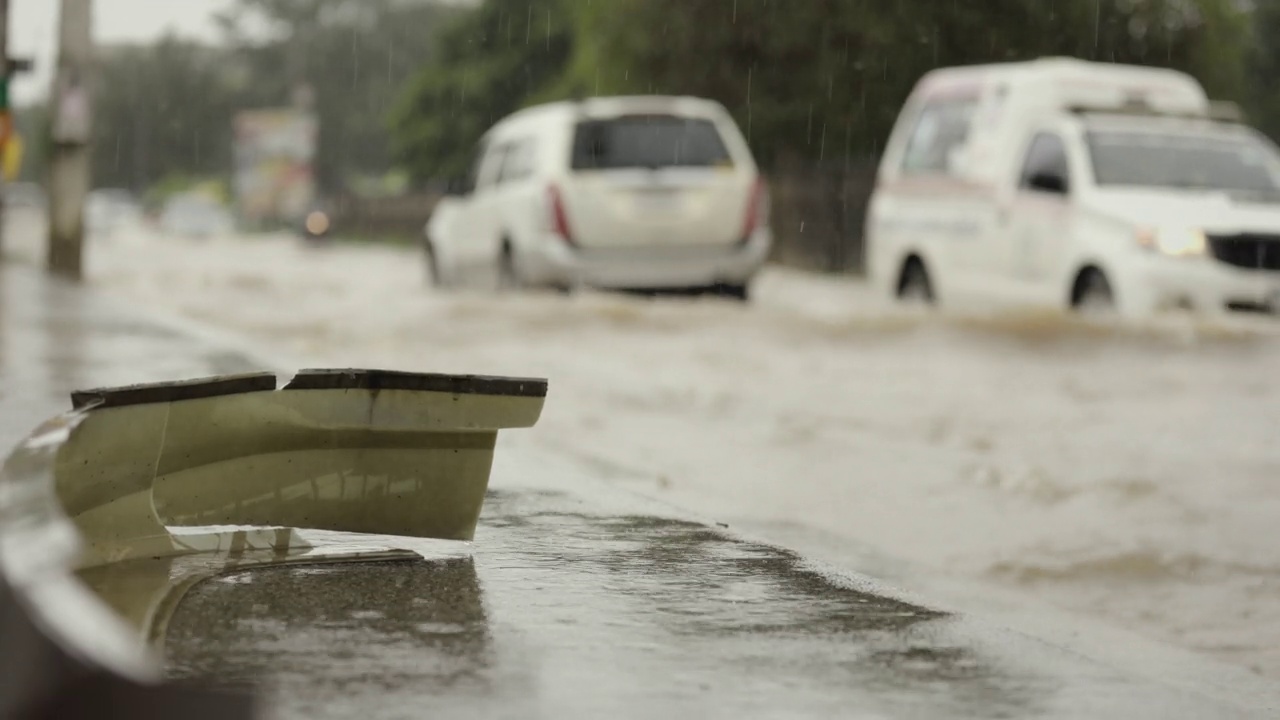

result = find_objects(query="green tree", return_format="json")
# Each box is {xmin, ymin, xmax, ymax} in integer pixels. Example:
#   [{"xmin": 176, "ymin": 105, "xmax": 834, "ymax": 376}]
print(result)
[
  {"xmin": 565, "ymin": 0, "xmax": 1249, "ymax": 168},
  {"xmin": 91, "ymin": 38, "xmax": 237, "ymax": 192},
  {"xmin": 219, "ymin": 0, "xmax": 458, "ymax": 191},
  {"xmin": 1249, "ymin": 0, "xmax": 1280, "ymax": 141},
  {"xmin": 389, "ymin": 0, "xmax": 574, "ymax": 181},
  {"xmin": 387, "ymin": 0, "xmax": 1249, "ymax": 179},
  {"xmin": 86, "ymin": 0, "xmax": 456, "ymax": 194}
]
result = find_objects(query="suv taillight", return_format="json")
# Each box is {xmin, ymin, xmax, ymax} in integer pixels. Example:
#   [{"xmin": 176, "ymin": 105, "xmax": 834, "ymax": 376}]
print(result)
[
  {"xmin": 547, "ymin": 184, "xmax": 575, "ymax": 246},
  {"xmin": 741, "ymin": 176, "xmax": 769, "ymax": 240}
]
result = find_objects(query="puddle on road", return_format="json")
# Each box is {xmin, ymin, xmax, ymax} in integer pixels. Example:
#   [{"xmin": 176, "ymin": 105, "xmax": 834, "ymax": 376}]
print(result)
[{"xmin": 165, "ymin": 489, "xmax": 1043, "ymax": 719}]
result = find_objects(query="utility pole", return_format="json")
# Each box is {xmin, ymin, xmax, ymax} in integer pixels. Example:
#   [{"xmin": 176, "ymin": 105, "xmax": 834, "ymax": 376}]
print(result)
[{"xmin": 47, "ymin": 0, "xmax": 92, "ymax": 280}]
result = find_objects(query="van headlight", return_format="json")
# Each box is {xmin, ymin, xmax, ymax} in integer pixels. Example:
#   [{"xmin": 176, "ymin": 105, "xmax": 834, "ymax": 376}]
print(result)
[{"xmin": 1135, "ymin": 227, "xmax": 1207, "ymax": 257}]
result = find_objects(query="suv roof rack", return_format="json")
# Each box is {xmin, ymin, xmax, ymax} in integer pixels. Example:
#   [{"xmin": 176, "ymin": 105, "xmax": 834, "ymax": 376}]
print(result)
[{"xmin": 1067, "ymin": 98, "xmax": 1243, "ymax": 124}]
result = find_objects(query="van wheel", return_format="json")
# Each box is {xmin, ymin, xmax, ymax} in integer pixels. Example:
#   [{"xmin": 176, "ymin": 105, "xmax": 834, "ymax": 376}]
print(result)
[
  {"xmin": 1072, "ymin": 268, "xmax": 1115, "ymax": 314},
  {"xmin": 897, "ymin": 258, "xmax": 935, "ymax": 305}
]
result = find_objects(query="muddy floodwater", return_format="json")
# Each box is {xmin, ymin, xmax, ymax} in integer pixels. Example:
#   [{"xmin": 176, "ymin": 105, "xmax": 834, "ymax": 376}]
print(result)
[
  {"xmin": 164, "ymin": 472, "xmax": 1272, "ymax": 719},
  {"xmin": 8, "ymin": 215, "xmax": 1278, "ymax": 680},
  {"xmin": 168, "ymin": 489, "xmax": 1019, "ymax": 719}
]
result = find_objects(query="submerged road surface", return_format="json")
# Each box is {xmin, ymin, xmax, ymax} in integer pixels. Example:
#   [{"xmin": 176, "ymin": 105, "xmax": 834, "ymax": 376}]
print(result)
[
  {"xmin": 7, "ymin": 216, "xmax": 1279, "ymax": 681},
  {"xmin": 165, "ymin": 442, "xmax": 1278, "ymax": 719},
  {"xmin": 3, "ymin": 228, "xmax": 1279, "ymax": 717}
]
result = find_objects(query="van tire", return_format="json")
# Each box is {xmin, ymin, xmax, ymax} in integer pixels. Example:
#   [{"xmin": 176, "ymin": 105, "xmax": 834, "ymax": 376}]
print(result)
[
  {"xmin": 1071, "ymin": 268, "xmax": 1115, "ymax": 314},
  {"xmin": 897, "ymin": 257, "xmax": 935, "ymax": 305}
]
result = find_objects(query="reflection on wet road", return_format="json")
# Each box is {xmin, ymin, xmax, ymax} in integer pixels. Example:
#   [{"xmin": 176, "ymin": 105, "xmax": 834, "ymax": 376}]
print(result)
[
  {"xmin": 167, "ymin": 488, "xmax": 1044, "ymax": 719},
  {"xmin": 7, "ymin": 223, "xmax": 1279, "ymax": 716},
  {"xmin": 166, "ymin": 471, "xmax": 1278, "ymax": 718},
  {"xmin": 168, "ymin": 559, "xmax": 491, "ymax": 711},
  {"xmin": 57, "ymin": 226, "xmax": 1280, "ymax": 678}
]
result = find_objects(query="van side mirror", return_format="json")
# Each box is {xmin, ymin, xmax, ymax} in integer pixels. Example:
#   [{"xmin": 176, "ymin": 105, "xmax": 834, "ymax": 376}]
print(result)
[{"xmin": 1028, "ymin": 171, "xmax": 1068, "ymax": 195}]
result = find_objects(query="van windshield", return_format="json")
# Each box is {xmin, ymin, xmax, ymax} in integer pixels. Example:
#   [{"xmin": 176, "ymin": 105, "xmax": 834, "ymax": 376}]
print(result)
[
  {"xmin": 1086, "ymin": 130, "xmax": 1280, "ymax": 196},
  {"xmin": 571, "ymin": 115, "xmax": 733, "ymax": 170}
]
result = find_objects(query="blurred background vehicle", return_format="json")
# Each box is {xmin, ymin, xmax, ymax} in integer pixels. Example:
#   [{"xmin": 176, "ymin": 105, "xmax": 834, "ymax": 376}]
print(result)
[
  {"xmin": 3, "ymin": 181, "xmax": 47, "ymax": 212},
  {"xmin": 868, "ymin": 58, "xmax": 1280, "ymax": 317},
  {"xmin": 159, "ymin": 192, "xmax": 235, "ymax": 240},
  {"xmin": 86, "ymin": 187, "xmax": 143, "ymax": 239},
  {"xmin": 424, "ymin": 96, "xmax": 770, "ymax": 300}
]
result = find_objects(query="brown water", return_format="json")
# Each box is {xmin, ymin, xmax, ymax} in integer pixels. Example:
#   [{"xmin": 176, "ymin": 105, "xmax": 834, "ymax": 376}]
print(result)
[{"xmin": 18, "ymin": 221, "xmax": 1273, "ymax": 679}]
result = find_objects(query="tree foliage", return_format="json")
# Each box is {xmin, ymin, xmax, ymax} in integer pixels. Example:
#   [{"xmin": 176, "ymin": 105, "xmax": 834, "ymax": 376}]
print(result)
[
  {"xmin": 567, "ymin": 0, "xmax": 1249, "ymax": 168},
  {"xmin": 77, "ymin": 0, "xmax": 1262, "ymax": 190},
  {"xmin": 91, "ymin": 39, "xmax": 237, "ymax": 192},
  {"xmin": 391, "ymin": 0, "xmax": 1252, "ymax": 178},
  {"xmin": 219, "ymin": 0, "xmax": 457, "ymax": 190},
  {"xmin": 389, "ymin": 0, "xmax": 574, "ymax": 180},
  {"xmin": 1249, "ymin": 0, "xmax": 1280, "ymax": 142},
  {"xmin": 88, "ymin": 0, "xmax": 456, "ymax": 193}
]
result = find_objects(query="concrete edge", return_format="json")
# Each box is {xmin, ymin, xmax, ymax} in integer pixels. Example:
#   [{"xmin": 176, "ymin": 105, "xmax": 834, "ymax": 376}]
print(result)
[
  {"xmin": 286, "ymin": 368, "xmax": 549, "ymax": 397},
  {"xmin": 70, "ymin": 372, "xmax": 280, "ymax": 410},
  {"xmin": 0, "ymin": 369, "xmax": 548, "ymax": 711}
]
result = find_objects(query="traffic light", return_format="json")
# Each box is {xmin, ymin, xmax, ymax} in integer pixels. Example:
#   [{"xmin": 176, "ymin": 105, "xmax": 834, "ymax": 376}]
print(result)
[
  {"xmin": 0, "ymin": 77, "xmax": 12, "ymax": 180},
  {"xmin": 1, "ymin": 59, "xmax": 32, "ymax": 180},
  {"xmin": 0, "ymin": 76, "xmax": 10, "ymax": 143}
]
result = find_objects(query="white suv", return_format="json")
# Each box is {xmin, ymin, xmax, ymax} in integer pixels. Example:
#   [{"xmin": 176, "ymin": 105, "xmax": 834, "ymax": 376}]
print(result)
[
  {"xmin": 868, "ymin": 58, "xmax": 1280, "ymax": 317},
  {"xmin": 424, "ymin": 96, "xmax": 771, "ymax": 300}
]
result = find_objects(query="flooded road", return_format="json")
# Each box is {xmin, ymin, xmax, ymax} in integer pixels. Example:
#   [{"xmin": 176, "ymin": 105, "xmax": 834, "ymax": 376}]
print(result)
[
  {"xmin": 9, "ymin": 219, "xmax": 1279, "ymax": 679},
  {"xmin": 168, "ymin": 487, "xmax": 1023, "ymax": 719},
  {"xmin": 163, "ymin": 453, "xmax": 1275, "ymax": 719}
]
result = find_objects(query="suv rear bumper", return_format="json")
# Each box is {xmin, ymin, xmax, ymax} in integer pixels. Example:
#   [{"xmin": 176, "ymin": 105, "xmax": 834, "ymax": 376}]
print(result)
[{"xmin": 520, "ymin": 229, "xmax": 771, "ymax": 289}]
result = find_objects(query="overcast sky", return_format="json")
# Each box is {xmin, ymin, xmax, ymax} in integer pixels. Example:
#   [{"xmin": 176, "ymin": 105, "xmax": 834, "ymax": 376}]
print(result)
[{"xmin": 11, "ymin": 0, "xmax": 235, "ymax": 104}]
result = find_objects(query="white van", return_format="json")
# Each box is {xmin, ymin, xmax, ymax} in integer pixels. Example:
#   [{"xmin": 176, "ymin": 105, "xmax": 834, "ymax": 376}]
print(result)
[
  {"xmin": 424, "ymin": 96, "xmax": 771, "ymax": 300},
  {"xmin": 868, "ymin": 57, "xmax": 1280, "ymax": 317}
]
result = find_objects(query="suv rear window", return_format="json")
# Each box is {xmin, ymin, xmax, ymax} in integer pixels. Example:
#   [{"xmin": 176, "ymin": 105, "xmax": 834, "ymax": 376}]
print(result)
[{"xmin": 571, "ymin": 115, "xmax": 732, "ymax": 170}]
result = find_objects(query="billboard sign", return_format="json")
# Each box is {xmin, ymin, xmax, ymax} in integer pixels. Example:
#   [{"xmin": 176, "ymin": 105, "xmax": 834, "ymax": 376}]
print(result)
[{"xmin": 233, "ymin": 109, "xmax": 318, "ymax": 227}]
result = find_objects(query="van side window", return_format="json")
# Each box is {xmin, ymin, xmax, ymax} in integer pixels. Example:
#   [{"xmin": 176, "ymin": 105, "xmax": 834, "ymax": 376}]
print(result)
[
  {"xmin": 476, "ymin": 142, "xmax": 508, "ymax": 190},
  {"xmin": 1019, "ymin": 133, "xmax": 1070, "ymax": 195},
  {"xmin": 901, "ymin": 100, "xmax": 977, "ymax": 176},
  {"xmin": 497, "ymin": 140, "xmax": 535, "ymax": 183}
]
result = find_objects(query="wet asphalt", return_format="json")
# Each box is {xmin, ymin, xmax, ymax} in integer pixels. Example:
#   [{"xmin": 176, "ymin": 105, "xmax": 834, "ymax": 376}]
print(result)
[
  {"xmin": 0, "ymin": 264, "xmax": 265, "ymax": 450},
  {"xmin": 160, "ymin": 465, "xmax": 1280, "ymax": 719},
  {"xmin": 165, "ymin": 487, "xmax": 1033, "ymax": 720}
]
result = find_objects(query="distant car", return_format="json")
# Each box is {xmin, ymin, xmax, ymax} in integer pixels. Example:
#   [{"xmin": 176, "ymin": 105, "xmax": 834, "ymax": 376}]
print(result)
[
  {"xmin": 87, "ymin": 188, "xmax": 143, "ymax": 238},
  {"xmin": 3, "ymin": 182, "xmax": 47, "ymax": 211},
  {"xmin": 424, "ymin": 95, "xmax": 771, "ymax": 300},
  {"xmin": 160, "ymin": 194, "xmax": 234, "ymax": 239},
  {"xmin": 868, "ymin": 57, "xmax": 1280, "ymax": 317}
]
